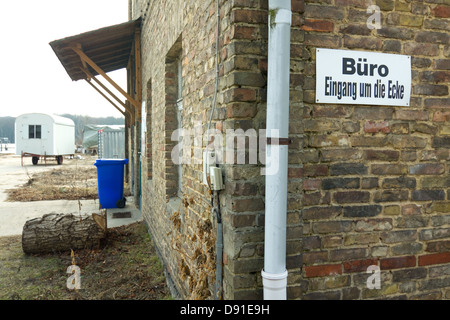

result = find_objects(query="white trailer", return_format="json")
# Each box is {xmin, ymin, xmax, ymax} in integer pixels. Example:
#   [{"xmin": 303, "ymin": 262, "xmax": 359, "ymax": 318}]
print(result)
[{"xmin": 15, "ymin": 113, "xmax": 75, "ymax": 165}]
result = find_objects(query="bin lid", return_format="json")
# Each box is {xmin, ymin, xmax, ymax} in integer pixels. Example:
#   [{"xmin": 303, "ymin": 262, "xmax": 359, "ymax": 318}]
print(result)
[{"xmin": 94, "ymin": 158, "xmax": 129, "ymax": 166}]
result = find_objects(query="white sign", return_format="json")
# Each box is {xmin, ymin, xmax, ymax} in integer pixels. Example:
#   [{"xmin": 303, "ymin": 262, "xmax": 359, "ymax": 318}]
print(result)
[{"xmin": 316, "ymin": 48, "xmax": 411, "ymax": 106}]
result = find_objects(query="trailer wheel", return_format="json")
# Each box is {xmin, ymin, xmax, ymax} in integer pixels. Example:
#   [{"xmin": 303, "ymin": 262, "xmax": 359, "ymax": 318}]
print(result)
[
  {"xmin": 32, "ymin": 157, "xmax": 39, "ymax": 165},
  {"xmin": 56, "ymin": 156, "xmax": 63, "ymax": 165}
]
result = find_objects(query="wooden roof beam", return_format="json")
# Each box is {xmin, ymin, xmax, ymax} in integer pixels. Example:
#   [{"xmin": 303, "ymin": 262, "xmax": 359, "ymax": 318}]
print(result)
[{"xmin": 70, "ymin": 45, "xmax": 140, "ymax": 110}]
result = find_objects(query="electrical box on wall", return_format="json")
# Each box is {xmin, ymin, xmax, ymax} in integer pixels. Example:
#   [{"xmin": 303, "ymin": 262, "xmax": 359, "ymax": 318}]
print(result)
[
  {"xmin": 203, "ymin": 150, "xmax": 216, "ymax": 185},
  {"xmin": 210, "ymin": 167, "xmax": 224, "ymax": 191}
]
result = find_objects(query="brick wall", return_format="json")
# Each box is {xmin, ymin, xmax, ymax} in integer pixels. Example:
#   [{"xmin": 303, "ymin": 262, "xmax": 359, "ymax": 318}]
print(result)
[
  {"xmin": 299, "ymin": 0, "xmax": 450, "ymax": 299},
  {"xmin": 133, "ymin": 0, "xmax": 449, "ymax": 300}
]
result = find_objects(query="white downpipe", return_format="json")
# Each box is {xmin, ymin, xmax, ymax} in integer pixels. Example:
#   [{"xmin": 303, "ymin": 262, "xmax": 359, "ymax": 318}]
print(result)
[{"xmin": 262, "ymin": 0, "xmax": 291, "ymax": 300}]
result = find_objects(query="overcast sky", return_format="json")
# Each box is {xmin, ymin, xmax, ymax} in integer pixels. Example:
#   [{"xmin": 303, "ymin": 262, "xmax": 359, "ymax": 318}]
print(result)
[{"xmin": 0, "ymin": 0, "xmax": 129, "ymax": 118}]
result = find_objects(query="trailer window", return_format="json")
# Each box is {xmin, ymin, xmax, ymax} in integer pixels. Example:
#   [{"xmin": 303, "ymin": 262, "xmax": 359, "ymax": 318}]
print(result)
[{"xmin": 29, "ymin": 125, "xmax": 41, "ymax": 139}]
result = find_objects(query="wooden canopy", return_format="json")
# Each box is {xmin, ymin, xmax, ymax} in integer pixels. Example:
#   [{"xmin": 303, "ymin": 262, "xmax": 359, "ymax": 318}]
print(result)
[{"xmin": 49, "ymin": 19, "xmax": 142, "ymax": 118}]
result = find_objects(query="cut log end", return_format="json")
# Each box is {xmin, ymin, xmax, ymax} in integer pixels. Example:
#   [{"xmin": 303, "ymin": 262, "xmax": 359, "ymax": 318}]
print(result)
[{"xmin": 22, "ymin": 213, "xmax": 107, "ymax": 255}]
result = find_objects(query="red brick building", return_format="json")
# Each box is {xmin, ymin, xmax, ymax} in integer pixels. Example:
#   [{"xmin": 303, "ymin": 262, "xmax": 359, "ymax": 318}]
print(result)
[{"xmin": 52, "ymin": 0, "xmax": 450, "ymax": 300}]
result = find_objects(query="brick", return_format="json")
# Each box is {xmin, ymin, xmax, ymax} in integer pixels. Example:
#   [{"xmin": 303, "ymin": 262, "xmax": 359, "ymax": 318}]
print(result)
[
  {"xmin": 413, "ymin": 84, "xmax": 448, "ymax": 96},
  {"xmin": 412, "ymin": 123, "xmax": 438, "ymax": 135},
  {"xmin": 229, "ymin": 198, "xmax": 265, "ymax": 212},
  {"xmin": 392, "ymin": 268, "xmax": 427, "ymax": 282},
  {"xmin": 380, "ymin": 256, "xmax": 416, "ymax": 270},
  {"xmin": 224, "ymin": 88, "xmax": 256, "ymax": 103},
  {"xmin": 431, "ymin": 215, "xmax": 450, "ymax": 227},
  {"xmin": 382, "ymin": 177, "xmax": 416, "ymax": 189},
  {"xmin": 230, "ymin": 214, "xmax": 257, "ymax": 228},
  {"xmin": 329, "ymin": 163, "xmax": 367, "ymax": 176},
  {"xmin": 303, "ymin": 179, "xmax": 321, "ymax": 191},
  {"xmin": 340, "ymin": 24, "xmax": 371, "ymax": 36},
  {"xmin": 409, "ymin": 163, "xmax": 445, "ymax": 175},
  {"xmin": 397, "ymin": 216, "xmax": 430, "ymax": 229},
  {"xmin": 390, "ymin": 136, "xmax": 428, "ymax": 149},
  {"xmin": 322, "ymin": 178, "xmax": 360, "ymax": 190},
  {"xmin": 431, "ymin": 5, "xmax": 450, "ymax": 18},
  {"xmin": 343, "ymin": 205, "xmax": 382, "ymax": 217},
  {"xmin": 419, "ymin": 228, "xmax": 450, "ymax": 241},
  {"xmin": 432, "ymin": 137, "xmax": 450, "ymax": 148},
  {"xmin": 364, "ymin": 121, "xmax": 390, "ymax": 133},
  {"xmin": 415, "ymin": 31, "xmax": 450, "ymax": 44},
  {"xmin": 426, "ymin": 201, "xmax": 450, "ymax": 213},
  {"xmin": 377, "ymin": 26, "xmax": 414, "ymax": 40},
  {"xmin": 404, "ymin": 42, "xmax": 440, "ymax": 56},
  {"xmin": 343, "ymin": 259, "xmax": 378, "ymax": 273},
  {"xmin": 303, "ymin": 164, "xmax": 329, "ymax": 177},
  {"xmin": 422, "ymin": 177, "xmax": 450, "ymax": 189},
  {"xmin": 304, "ymin": 264, "xmax": 342, "ymax": 278},
  {"xmin": 320, "ymin": 149, "xmax": 363, "ymax": 162},
  {"xmin": 329, "ymin": 248, "xmax": 367, "ymax": 262},
  {"xmin": 374, "ymin": 190, "xmax": 409, "ymax": 202},
  {"xmin": 231, "ymin": 9, "xmax": 267, "ymax": 24},
  {"xmin": 390, "ymin": 123, "xmax": 409, "ymax": 134},
  {"xmin": 426, "ymin": 240, "xmax": 450, "ymax": 253},
  {"xmin": 382, "ymin": 40, "xmax": 402, "ymax": 53},
  {"xmin": 412, "ymin": 190, "xmax": 446, "ymax": 201},
  {"xmin": 419, "ymin": 277, "xmax": 450, "ymax": 291},
  {"xmin": 303, "ymin": 251, "xmax": 328, "ymax": 264},
  {"xmin": 401, "ymin": 204, "xmax": 421, "ymax": 216},
  {"xmin": 304, "ymin": 120, "xmax": 340, "ymax": 132},
  {"xmin": 361, "ymin": 177, "xmax": 379, "ymax": 189},
  {"xmin": 381, "ymin": 230, "xmax": 417, "ymax": 244},
  {"xmin": 435, "ymin": 59, "xmax": 450, "ymax": 70},
  {"xmin": 303, "ymin": 236, "xmax": 321, "ymax": 250},
  {"xmin": 353, "ymin": 107, "xmax": 394, "ymax": 120},
  {"xmin": 334, "ymin": 191, "xmax": 370, "ymax": 204},
  {"xmin": 309, "ymin": 135, "xmax": 350, "ymax": 148},
  {"xmin": 412, "ymin": 57, "xmax": 432, "ymax": 68},
  {"xmin": 301, "ymin": 19, "xmax": 334, "ymax": 32},
  {"xmin": 344, "ymin": 35, "xmax": 382, "ymax": 50},
  {"xmin": 302, "ymin": 290, "xmax": 341, "ymax": 300},
  {"xmin": 371, "ymin": 164, "xmax": 408, "ymax": 175},
  {"xmin": 303, "ymin": 206, "xmax": 342, "ymax": 220},
  {"xmin": 303, "ymin": 191, "xmax": 331, "ymax": 206},
  {"xmin": 304, "ymin": 4, "xmax": 345, "ymax": 20},
  {"xmin": 312, "ymin": 105, "xmax": 352, "ymax": 118},
  {"xmin": 420, "ymin": 71, "xmax": 450, "ymax": 83},
  {"xmin": 350, "ymin": 136, "xmax": 389, "ymax": 147},
  {"xmin": 355, "ymin": 218, "xmax": 393, "ymax": 232},
  {"xmin": 344, "ymin": 233, "xmax": 379, "ymax": 246},
  {"xmin": 384, "ymin": 205, "xmax": 400, "ymax": 215},
  {"xmin": 313, "ymin": 220, "xmax": 353, "ymax": 234},
  {"xmin": 418, "ymin": 252, "xmax": 450, "ymax": 266},
  {"xmin": 425, "ymin": 98, "xmax": 450, "ymax": 109},
  {"xmin": 366, "ymin": 150, "xmax": 399, "ymax": 161},
  {"xmin": 391, "ymin": 242, "xmax": 423, "ymax": 255},
  {"xmin": 394, "ymin": 109, "xmax": 428, "ymax": 121},
  {"xmin": 304, "ymin": 33, "xmax": 341, "ymax": 48}
]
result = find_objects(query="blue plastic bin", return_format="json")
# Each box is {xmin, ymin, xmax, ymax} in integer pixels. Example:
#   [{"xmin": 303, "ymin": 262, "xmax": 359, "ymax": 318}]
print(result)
[{"xmin": 94, "ymin": 159, "xmax": 129, "ymax": 208}]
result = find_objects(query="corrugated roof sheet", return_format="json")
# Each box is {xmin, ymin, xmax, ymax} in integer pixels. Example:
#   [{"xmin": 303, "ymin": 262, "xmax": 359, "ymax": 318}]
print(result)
[{"xmin": 49, "ymin": 19, "xmax": 141, "ymax": 81}]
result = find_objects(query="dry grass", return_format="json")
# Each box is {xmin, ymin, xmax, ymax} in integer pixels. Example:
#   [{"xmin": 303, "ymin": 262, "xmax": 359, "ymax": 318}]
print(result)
[
  {"xmin": 0, "ymin": 222, "xmax": 172, "ymax": 300},
  {"xmin": 5, "ymin": 156, "xmax": 130, "ymax": 202}
]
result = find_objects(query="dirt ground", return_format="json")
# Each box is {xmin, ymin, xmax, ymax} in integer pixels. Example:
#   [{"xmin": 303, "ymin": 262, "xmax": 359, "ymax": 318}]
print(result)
[{"xmin": 0, "ymin": 153, "xmax": 171, "ymax": 300}]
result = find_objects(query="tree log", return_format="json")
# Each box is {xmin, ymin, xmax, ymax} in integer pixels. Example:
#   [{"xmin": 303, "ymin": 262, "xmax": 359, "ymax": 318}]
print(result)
[{"xmin": 22, "ymin": 213, "xmax": 106, "ymax": 254}]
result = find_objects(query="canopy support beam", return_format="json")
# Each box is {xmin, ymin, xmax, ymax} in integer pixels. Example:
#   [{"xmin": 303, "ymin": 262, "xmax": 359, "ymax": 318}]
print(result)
[{"xmin": 69, "ymin": 45, "xmax": 140, "ymax": 110}]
